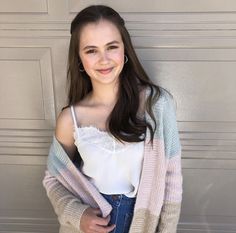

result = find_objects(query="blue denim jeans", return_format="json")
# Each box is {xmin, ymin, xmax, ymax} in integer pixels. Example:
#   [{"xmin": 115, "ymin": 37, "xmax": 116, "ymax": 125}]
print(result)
[{"xmin": 101, "ymin": 193, "xmax": 136, "ymax": 233}]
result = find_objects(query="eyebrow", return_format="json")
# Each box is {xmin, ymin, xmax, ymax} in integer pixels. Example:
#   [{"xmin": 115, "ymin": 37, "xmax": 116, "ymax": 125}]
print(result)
[{"xmin": 82, "ymin": 40, "xmax": 120, "ymax": 50}]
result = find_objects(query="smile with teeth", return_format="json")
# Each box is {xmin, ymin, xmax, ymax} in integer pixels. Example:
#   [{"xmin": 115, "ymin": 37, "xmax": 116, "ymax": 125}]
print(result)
[{"xmin": 97, "ymin": 67, "xmax": 113, "ymax": 74}]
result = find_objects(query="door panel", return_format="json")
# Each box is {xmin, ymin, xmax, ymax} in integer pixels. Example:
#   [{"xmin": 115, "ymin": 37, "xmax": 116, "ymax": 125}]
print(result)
[{"xmin": 0, "ymin": 1, "xmax": 235, "ymax": 232}]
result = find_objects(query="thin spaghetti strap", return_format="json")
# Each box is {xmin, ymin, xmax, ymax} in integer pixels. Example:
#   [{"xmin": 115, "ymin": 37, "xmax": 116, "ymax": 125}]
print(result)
[{"xmin": 70, "ymin": 106, "xmax": 78, "ymax": 128}]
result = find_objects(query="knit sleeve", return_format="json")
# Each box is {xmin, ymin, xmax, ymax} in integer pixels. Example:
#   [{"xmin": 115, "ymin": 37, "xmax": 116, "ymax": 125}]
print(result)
[
  {"xmin": 157, "ymin": 91, "xmax": 183, "ymax": 233},
  {"xmin": 42, "ymin": 170, "xmax": 90, "ymax": 231}
]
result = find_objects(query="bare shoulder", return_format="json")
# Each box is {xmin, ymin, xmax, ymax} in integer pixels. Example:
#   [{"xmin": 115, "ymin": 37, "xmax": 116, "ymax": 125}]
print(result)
[
  {"xmin": 56, "ymin": 107, "xmax": 73, "ymax": 136},
  {"xmin": 55, "ymin": 107, "xmax": 76, "ymax": 159}
]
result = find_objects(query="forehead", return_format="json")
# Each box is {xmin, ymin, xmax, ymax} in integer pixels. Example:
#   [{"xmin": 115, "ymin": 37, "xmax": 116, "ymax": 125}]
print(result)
[{"xmin": 79, "ymin": 20, "xmax": 123, "ymax": 47}]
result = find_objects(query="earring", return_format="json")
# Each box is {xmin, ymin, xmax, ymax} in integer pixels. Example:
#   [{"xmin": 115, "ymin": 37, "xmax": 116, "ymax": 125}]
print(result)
[
  {"xmin": 124, "ymin": 55, "xmax": 128, "ymax": 64},
  {"xmin": 78, "ymin": 62, "xmax": 85, "ymax": 72}
]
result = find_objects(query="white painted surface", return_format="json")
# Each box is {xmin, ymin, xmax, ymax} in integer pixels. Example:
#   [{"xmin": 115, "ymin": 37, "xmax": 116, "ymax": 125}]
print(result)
[{"xmin": 0, "ymin": 1, "xmax": 235, "ymax": 232}]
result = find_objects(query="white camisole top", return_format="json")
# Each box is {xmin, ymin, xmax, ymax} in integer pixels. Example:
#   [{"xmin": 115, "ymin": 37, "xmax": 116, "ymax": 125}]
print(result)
[{"xmin": 70, "ymin": 106, "xmax": 144, "ymax": 197}]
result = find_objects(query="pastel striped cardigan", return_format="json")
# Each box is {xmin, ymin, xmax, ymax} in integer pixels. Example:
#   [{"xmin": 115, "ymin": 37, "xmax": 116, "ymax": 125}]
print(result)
[{"xmin": 43, "ymin": 88, "xmax": 182, "ymax": 233}]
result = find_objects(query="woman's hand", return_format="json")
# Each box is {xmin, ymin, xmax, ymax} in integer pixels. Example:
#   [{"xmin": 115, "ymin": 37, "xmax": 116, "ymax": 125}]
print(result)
[{"xmin": 80, "ymin": 207, "xmax": 116, "ymax": 233}]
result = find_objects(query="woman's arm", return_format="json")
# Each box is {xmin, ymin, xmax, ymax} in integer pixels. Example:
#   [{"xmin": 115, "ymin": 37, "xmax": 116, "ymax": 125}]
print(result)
[
  {"xmin": 43, "ymin": 171, "xmax": 90, "ymax": 229},
  {"xmin": 43, "ymin": 108, "xmax": 90, "ymax": 229},
  {"xmin": 43, "ymin": 108, "xmax": 114, "ymax": 232}
]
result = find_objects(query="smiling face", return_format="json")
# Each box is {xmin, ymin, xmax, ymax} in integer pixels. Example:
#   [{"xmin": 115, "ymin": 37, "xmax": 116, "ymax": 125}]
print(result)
[{"xmin": 78, "ymin": 20, "xmax": 125, "ymax": 87}]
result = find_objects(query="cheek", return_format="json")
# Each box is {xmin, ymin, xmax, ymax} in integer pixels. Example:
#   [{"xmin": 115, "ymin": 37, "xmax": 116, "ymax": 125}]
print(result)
[
  {"xmin": 113, "ymin": 51, "xmax": 124, "ymax": 64},
  {"xmin": 81, "ymin": 57, "xmax": 95, "ymax": 69}
]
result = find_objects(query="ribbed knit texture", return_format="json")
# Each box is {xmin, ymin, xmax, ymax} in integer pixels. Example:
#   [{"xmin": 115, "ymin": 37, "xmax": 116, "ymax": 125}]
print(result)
[{"xmin": 43, "ymin": 87, "xmax": 182, "ymax": 233}]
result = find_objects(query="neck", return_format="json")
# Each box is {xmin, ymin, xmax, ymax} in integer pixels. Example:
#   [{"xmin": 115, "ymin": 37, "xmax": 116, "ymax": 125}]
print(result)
[{"xmin": 89, "ymin": 84, "xmax": 119, "ymax": 108}]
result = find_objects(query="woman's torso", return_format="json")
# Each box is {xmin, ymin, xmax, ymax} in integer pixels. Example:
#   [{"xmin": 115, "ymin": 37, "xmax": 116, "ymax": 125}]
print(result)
[{"xmin": 70, "ymin": 105, "xmax": 145, "ymax": 197}]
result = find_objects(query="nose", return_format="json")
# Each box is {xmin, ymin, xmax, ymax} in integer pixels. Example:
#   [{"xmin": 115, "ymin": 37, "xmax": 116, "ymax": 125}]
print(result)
[{"xmin": 99, "ymin": 51, "xmax": 109, "ymax": 64}]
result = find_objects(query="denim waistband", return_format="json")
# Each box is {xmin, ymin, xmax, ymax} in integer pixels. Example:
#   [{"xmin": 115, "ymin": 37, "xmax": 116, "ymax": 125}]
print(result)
[{"xmin": 101, "ymin": 193, "xmax": 136, "ymax": 206}]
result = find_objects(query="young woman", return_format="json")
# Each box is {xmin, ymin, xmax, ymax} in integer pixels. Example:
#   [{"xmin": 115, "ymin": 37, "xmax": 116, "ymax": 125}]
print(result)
[{"xmin": 43, "ymin": 5, "xmax": 182, "ymax": 233}]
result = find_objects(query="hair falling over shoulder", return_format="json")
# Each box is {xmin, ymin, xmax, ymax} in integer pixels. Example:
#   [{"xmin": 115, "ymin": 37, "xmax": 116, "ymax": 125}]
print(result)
[{"xmin": 66, "ymin": 5, "xmax": 169, "ymax": 143}]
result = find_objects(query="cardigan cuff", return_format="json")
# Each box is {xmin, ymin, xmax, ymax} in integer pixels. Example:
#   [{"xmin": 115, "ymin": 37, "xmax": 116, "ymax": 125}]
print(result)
[{"xmin": 63, "ymin": 199, "xmax": 90, "ymax": 230}]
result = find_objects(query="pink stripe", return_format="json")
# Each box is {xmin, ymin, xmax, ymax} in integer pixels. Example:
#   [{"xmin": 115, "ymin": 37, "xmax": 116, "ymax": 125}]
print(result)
[
  {"xmin": 135, "ymin": 139, "xmax": 167, "ymax": 215},
  {"xmin": 58, "ymin": 164, "xmax": 112, "ymax": 217},
  {"xmin": 165, "ymin": 153, "xmax": 182, "ymax": 203}
]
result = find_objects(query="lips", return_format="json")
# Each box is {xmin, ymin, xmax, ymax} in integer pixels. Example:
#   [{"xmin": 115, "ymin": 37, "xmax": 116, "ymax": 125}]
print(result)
[{"xmin": 97, "ymin": 67, "xmax": 113, "ymax": 75}]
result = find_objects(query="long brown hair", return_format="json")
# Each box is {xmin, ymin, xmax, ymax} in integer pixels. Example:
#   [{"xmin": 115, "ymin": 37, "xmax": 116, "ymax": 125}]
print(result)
[{"xmin": 67, "ymin": 5, "xmax": 162, "ymax": 143}]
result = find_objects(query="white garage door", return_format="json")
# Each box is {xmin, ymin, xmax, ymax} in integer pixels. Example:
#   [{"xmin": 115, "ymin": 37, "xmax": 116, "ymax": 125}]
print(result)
[{"xmin": 0, "ymin": 1, "xmax": 235, "ymax": 232}]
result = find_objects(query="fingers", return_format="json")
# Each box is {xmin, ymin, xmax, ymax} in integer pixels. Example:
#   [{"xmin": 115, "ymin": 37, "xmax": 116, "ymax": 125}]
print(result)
[
  {"xmin": 80, "ymin": 207, "xmax": 116, "ymax": 233},
  {"xmin": 95, "ymin": 214, "xmax": 111, "ymax": 226},
  {"xmin": 93, "ymin": 208, "xmax": 103, "ymax": 216},
  {"xmin": 91, "ymin": 223, "xmax": 116, "ymax": 233},
  {"xmin": 90, "ymin": 208, "xmax": 111, "ymax": 226}
]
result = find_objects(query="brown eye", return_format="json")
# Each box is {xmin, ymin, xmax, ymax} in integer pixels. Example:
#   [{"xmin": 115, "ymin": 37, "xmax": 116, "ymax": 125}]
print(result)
[
  {"xmin": 108, "ymin": 45, "xmax": 118, "ymax": 50},
  {"xmin": 86, "ymin": 49, "xmax": 96, "ymax": 54}
]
